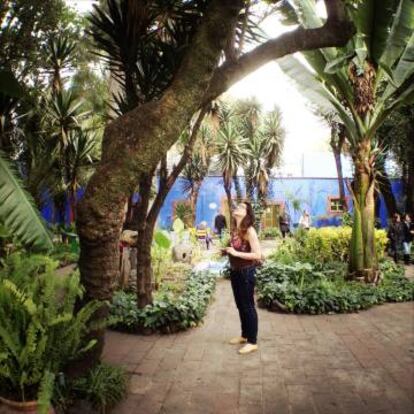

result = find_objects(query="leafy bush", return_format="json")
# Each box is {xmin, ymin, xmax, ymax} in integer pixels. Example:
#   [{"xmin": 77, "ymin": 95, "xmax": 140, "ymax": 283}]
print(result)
[
  {"xmin": 270, "ymin": 227, "xmax": 388, "ymax": 264},
  {"xmin": 256, "ymin": 260, "xmax": 414, "ymax": 315},
  {"xmin": 71, "ymin": 363, "xmax": 127, "ymax": 413},
  {"xmin": 53, "ymin": 363, "xmax": 127, "ymax": 413},
  {"xmin": 50, "ymin": 242, "xmax": 79, "ymax": 267},
  {"xmin": 110, "ymin": 270, "xmax": 217, "ymax": 333},
  {"xmin": 260, "ymin": 227, "xmax": 281, "ymax": 239},
  {"xmin": 175, "ymin": 203, "xmax": 193, "ymax": 228},
  {"xmin": 152, "ymin": 230, "xmax": 172, "ymax": 287},
  {"xmin": 0, "ymin": 253, "xmax": 103, "ymax": 412}
]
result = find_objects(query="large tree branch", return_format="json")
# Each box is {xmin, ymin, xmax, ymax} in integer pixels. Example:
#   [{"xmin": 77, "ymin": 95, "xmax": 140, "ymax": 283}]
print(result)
[
  {"xmin": 203, "ymin": 0, "xmax": 354, "ymax": 104},
  {"xmin": 147, "ymin": 106, "xmax": 208, "ymax": 226}
]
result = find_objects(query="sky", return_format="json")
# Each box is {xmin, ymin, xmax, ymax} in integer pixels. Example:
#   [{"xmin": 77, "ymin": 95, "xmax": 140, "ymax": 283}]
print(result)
[{"xmin": 66, "ymin": 0, "xmax": 352, "ymax": 177}]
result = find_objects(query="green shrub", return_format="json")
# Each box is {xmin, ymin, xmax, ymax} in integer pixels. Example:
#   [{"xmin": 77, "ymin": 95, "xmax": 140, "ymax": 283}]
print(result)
[
  {"xmin": 260, "ymin": 227, "xmax": 281, "ymax": 239},
  {"xmin": 49, "ymin": 243, "xmax": 79, "ymax": 267},
  {"xmin": 0, "ymin": 253, "xmax": 104, "ymax": 413},
  {"xmin": 270, "ymin": 227, "xmax": 388, "ymax": 264},
  {"xmin": 152, "ymin": 230, "xmax": 172, "ymax": 287},
  {"xmin": 256, "ymin": 260, "xmax": 413, "ymax": 315},
  {"xmin": 71, "ymin": 363, "xmax": 127, "ymax": 413},
  {"xmin": 110, "ymin": 270, "xmax": 217, "ymax": 333}
]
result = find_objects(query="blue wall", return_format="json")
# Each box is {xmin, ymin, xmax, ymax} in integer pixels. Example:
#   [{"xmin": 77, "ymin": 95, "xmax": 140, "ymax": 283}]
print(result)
[
  {"xmin": 156, "ymin": 176, "xmax": 403, "ymax": 229},
  {"xmin": 41, "ymin": 176, "xmax": 403, "ymax": 229}
]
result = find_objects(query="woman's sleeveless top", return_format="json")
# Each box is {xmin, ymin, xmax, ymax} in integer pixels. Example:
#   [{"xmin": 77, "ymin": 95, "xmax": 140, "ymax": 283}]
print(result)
[{"xmin": 229, "ymin": 233, "xmax": 255, "ymax": 270}]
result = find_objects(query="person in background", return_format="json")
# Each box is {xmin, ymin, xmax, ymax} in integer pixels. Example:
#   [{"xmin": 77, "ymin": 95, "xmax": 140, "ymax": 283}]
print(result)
[
  {"xmin": 214, "ymin": 210, "xmax": 227, "ymax": 238},
  {"xmin": 299, "ymin": 210, "xmax": 312, "ymax": 230},
  {"xmin": 278, "ymin": 211, "xmax": 291, "ymax": 238},
  {"xmin": 388, "ymin": 213, "xmax": 404, "ymax": 263},
  {"xmin": 196, "ymin": 221, "xmax": 212, "ymax": 249},
  {"xmin": 402, "ymin": 214, "xmax": 414, "ymax": 265}
]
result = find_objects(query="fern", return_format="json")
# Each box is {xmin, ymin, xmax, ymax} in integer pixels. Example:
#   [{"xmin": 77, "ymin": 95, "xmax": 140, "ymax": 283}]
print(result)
[
  {"xmin": 0, "ymin": 252, "xmax": 106, "ymax": 405},
  {"xmin": 37, "ymin": 370, "xmax": 55, "ymax": 414}
]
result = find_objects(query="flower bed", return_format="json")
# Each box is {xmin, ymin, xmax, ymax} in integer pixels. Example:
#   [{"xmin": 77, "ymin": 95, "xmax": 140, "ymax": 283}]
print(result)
[
  {"xmin": 110, "ymin": 270, "xmax": 217, "ymax": 334},
  {"xmin": 256, "ymin": 260, "xmax": 414, "ymax": 314}
]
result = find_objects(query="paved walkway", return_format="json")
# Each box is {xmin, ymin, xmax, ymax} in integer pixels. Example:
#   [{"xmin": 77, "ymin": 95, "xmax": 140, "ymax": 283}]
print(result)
[{"xmin": 103, "ymin": 277, "xmax": 414, "ymax": 414}]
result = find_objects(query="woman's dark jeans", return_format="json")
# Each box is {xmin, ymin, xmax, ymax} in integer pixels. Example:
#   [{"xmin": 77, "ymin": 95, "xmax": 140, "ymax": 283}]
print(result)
[{"xmin": 230, "ymin": 266, "xmax": 258, "ymax": 345}]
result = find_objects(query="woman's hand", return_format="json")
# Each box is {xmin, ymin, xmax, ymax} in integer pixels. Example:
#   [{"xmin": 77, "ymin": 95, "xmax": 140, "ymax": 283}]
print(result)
[{"xmin": 225, "ymin": 247, "xmax": 238, "ymax": 257}]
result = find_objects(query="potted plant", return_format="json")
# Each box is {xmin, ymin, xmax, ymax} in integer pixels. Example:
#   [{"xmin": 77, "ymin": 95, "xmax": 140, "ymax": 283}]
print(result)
[{"xmin": 0, "ymin": 253, "xmax": 102, "ymax": 414}]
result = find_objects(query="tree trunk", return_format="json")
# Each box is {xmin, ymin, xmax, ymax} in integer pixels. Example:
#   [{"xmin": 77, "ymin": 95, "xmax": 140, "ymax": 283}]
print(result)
[
  {"xmin": 68, "ymin": 187, "xmax": 77, "ymax": 224},
  {"xmin": 333, "ymin": 150, "xmax": 347, "ymax": 212},
  {"xmin": 224, "ymin": 180, "xmax": 233, "ymax": 228},
  {"xmin": 233, "ymin": 175, "xmax": 243, "ymax": 201},
  {"xmin": 348, "ymin": 140, "xmax": 378, "ymax": 282},
  {"xmin": 135, "ymin": 171, "xmax": 155, "ymax": 307},
  {"xmin": 190, "ymin": 182, "xmax": 201, "ymax": 226},
  {"xmin": 330, "ymin": 124, "xmax": 348, "ymax": 212},
  {"xmin": 408, "ymin": 159, "xmax": 414, "ymax": 215},
  {"xmin": 407, "ymin": 139, "xmax": 414, "ymax": 215},
  {"xmin": 136, "ymin": 227, "xmax": 154, "ymax": 308}
]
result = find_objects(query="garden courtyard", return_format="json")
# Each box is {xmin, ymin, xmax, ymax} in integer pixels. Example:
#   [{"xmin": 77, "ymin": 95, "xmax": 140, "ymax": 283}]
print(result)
[
  {"xmin": 2, "ymin": 0, "xmax": 414, "ymax": 413},
  {"xmin": 105, "ymin": 264, "xmax": 414, "ymax": 414}
]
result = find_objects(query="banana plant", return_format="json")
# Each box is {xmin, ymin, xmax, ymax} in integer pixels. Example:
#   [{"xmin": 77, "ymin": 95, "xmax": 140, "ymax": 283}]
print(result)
[
  {"xmin": 277, "ymin": 0, "xmax": 414, "ymax": 281},
  {"xmin": 0, "ymin": 151, "xmax": 53, "ymax": 251}
]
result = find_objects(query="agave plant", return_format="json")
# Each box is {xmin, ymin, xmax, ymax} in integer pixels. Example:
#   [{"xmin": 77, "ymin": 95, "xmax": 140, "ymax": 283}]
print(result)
[{"xmin": 278, "ymin": 0, "xmax": 414, "ymax": 281}]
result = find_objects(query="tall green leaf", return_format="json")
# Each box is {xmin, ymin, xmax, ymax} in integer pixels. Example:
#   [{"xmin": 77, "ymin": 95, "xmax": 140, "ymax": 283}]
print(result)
[
  {"xmin": 379, "ymin": 0, "xmax": 414, "ymax": 69},
  {"xmin": 0, "ymin": 152, "xmax": 53, "ymax": 251}
]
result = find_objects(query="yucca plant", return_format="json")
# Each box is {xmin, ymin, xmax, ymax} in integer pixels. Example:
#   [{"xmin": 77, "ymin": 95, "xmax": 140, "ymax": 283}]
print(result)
[
  {"xmin": 0, "ymin": 253, "xmax": 104, "ymax": 413},
  {"xmin": 278, "ymin": 0, "xmax": 414, "ymax": 282},
  {"xmin": 182, "ymin": 153, "xmax": 209, "ymax": 225},
  {"xmin": 174, "ymin": 202, "xmax": 193, "ymax": 228},
  {"xmin": 215, "ymin": 122, "xmax": 250, "ymax": 217},
  {"xmin": 45, "ymin": 34, "xmax": 77, "ymax": 94}
]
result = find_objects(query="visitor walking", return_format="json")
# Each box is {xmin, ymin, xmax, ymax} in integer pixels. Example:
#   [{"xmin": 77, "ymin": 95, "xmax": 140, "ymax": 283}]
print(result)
[
  {"xmin": 222, "ymin": 201, "xmax": 262, "ymax": 355},
  {"xmin": 299, "ymin": 210, "xmax": 312, "ymax": 230},
  {"xmin": 388, "ymin": 213, "xmax": 404, "ymax": 264},
  {"xmin": 214, "ymin": 210, "xmax": 227, "ymax": 238},
  {"xmin": 279, "ymin": 211, "xmax": 291, "ymax": 238},
  {"xmin": 402, "ymin": 214, "xmax": 414, "ymax": 265},
  {"xmin": 196, "ymin": 221, "xmax": 213, "ymax": 249}
]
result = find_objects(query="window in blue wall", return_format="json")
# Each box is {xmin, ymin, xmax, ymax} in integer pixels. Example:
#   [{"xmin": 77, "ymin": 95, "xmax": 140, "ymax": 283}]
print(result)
[{"xmin": 328, "ymin": 197, "xmax": 345, "ymax": 213}]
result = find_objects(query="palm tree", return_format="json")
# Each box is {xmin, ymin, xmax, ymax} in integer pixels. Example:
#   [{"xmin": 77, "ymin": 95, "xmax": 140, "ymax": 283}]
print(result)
[
  {"xmin": 278, "ymin": 0, "xmax": 414, "ymax": 282},
  {"xmin": 216, "ymin": 122, "xmax": 249, "ymax": 219},
  {"xmin": 181, "ymin": 153, "xmax": 209, "ymax": 225}
]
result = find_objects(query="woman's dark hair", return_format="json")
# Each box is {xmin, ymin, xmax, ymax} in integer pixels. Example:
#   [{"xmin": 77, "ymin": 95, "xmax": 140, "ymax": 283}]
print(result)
[
  {"xmin": 231, "ymin": 200, "xmax": 255, "ymax": 237},
  {"xmin": 393, "ymin": 213, "xmax": 401, "ymax": 222}
]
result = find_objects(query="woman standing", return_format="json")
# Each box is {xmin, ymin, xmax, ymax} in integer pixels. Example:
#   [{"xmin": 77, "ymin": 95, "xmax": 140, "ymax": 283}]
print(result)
[
  {"xmin": 222, "ymin": 201, "xmax": 262, "ymax": 355},
  {"xmin": 402, "ymin": 214, "xmax": 414, "ymax": 265}
]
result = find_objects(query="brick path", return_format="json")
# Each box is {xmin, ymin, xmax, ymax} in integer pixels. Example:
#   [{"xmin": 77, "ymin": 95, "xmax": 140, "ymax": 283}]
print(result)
[{"xmin": 104, "ymin": 277, "xmax": 414, "ymax": 414}]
